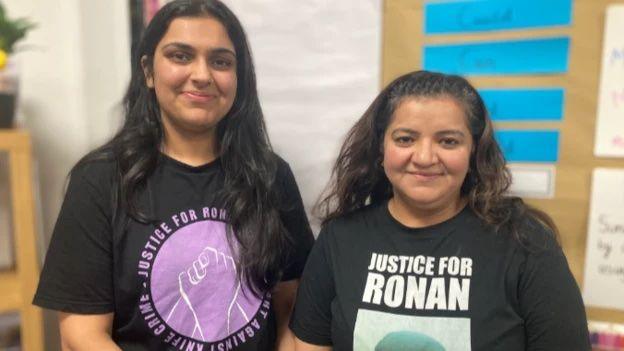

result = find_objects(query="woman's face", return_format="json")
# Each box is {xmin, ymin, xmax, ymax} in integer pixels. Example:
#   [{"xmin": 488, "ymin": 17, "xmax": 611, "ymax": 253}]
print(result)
[
  {"xmin": 144, "ymin": 16, "xmax": 238, "ymax": 135},
  {"xmin": 382, "ymin": 96, "xmax": 473, "ymax": 213}
]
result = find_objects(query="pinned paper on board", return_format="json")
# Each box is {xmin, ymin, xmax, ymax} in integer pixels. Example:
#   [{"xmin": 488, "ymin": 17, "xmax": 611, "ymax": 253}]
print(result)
[
  {"xmin": 583, "ymin": 168, "xmax": 624, "ymax": 311},
  {"xmin": 494, "ymin": 130, "xmax": 559, "ymax": 163},
  {"xmin": 507, "ymin": 164, "xmax": 556, "ymax": 199},
  {"xmin": 594, "ymin": 5, "xmax": 624, "ymax": 157},
  {"xmin": 480, "ymin": 88, "xmax": 564, "ymax": 121},
  {"xmin": 424, "ymin": 37, "xmax": 570, "ymax": 76},
  {"xmin": 425, "ymin": 0, "xmax": 573, "ymax": 34}
]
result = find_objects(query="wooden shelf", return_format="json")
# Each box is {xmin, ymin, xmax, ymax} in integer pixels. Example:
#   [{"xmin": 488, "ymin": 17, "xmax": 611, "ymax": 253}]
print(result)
[{"xmin": 0, "ymin": 129, "xmax": 44, "ymax": 350}]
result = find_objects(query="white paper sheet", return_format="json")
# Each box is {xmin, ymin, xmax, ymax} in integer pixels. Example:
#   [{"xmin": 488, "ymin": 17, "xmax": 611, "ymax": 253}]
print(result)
[
  {"xmin": 582, "ymin": 168, "xmax": 624, "ymax": 310},
  {"xmin": 223, "ymin": 0, "xmax": 382, "ymax": 230},
  {"xmin": 507, "ymin": 164, "xmax": 556, "ymax": 199},
  {"xmin": 594, "ymin": 5, "xmax": 624, "ymax": 157}
]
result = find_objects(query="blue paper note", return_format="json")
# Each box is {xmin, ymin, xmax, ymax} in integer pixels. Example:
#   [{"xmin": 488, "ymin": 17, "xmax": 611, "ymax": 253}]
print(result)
[
  {"xmin": 479, "ymin": 88, "xmax": 565, "ymax": 121},
  {"xmin": 424, "ymin": 37, "xmax": 570, "ymax": 75},
  {"xmin": 495, "ymin": 130, "xmax": 559, "ymax": 162},
  {"xmin": 425, "ymin": 0, "xmax": 573, "ymax": 34}
]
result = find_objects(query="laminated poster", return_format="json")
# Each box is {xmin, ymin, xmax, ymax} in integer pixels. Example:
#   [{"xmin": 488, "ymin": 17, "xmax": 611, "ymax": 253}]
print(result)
[
  {"xmin": 583, "ymin": 168, "xmax": 624, "ymax": 310},
  {"xmin": 425, "ymin": 0, "xmax": 572, "ymax": 34},
  {"xmin": 594, "ymin": 5, "xmax": 624, "ymax": 157}
]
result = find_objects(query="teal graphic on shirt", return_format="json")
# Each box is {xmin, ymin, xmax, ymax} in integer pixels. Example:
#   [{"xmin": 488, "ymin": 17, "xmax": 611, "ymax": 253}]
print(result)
[
  {"xmin": 353, "ymin": 309, "xmax": 470, "ymax": 350},
  {"xmin": 375, "ymin": 331, "xmax": 446, "ymax": 351}
]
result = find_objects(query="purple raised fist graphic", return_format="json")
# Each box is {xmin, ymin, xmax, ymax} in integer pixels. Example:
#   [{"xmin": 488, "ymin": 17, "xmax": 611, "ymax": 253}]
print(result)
[{"xmin": 150, "ymin": 219, "xmax": 262, "ymax": 342}]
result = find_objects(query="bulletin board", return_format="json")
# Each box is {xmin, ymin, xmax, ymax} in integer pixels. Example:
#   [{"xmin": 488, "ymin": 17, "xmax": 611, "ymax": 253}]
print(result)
[{"xmin": 382, "ymin": 0, "xmax": 624, "ymax": 323}]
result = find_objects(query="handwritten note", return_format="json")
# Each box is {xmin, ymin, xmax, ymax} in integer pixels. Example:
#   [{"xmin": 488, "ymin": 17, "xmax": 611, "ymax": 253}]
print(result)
[
  {"xmin": 424, "ymin": 37, "xmax": 570, "ymax": 76},
  {"xmin": 425, "ymin": 0, "xmax": 572, "ymax": 34},
  {"xmin": 594, "ymin": 5, "xmax": 624, "ymax": 157},
  {"xmin": 583, "ymin": 168, "xmax": 624, "ymax": 310},
  {"xmin": 612, "ymin": 89, "xmax": 624, "ymax": 108}
]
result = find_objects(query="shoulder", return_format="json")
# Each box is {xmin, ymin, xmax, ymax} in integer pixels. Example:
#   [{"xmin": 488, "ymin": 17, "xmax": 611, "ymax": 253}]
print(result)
[
  {"xmin": 470, "ymin": 199, "xmax": 560, "ymax": 254},
  {"xmin": 270, "ymin": 152, "xmax": 292, "ymax": 177},
  {"xmin": 320, "ymin": 203, "xmax": 382, "ymax": 239},
  {"xmin": 69, "ymin": 157, "xmax": 118, "ymax": 194},
  {"xmin": 269, "ymin": 153, "xmax": 300, "ymax": 195},
  {"xmin": 512, "ymin": 214, "xmax": 560, "ymax": 255}
]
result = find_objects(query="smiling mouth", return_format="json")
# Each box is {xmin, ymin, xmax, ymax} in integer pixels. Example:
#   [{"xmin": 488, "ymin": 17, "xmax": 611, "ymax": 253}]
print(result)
[
  {"xmin": 408, "ymin": 172, "xmax": 443, "ymax": 180},
  {"xmin": 182, "ymin": 91, "xmax": 216, "ymax": 103}
]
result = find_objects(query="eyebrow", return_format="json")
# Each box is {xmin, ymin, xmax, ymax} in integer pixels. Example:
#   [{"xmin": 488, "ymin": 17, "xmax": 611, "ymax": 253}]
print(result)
[
  {"xmin": 391, "ymin": 128, "xmax": 418, "ymax": 136},
  {"xmin": 436, "ymin": 130, "xmax": 467, "ymax": 137},
  {"xmin": 161, "ymin": 42, "xmax": 236, "ymax": 57},
  {"xmin": 391, "ymin": 128, "xmax": 467, "ymax": 137}
]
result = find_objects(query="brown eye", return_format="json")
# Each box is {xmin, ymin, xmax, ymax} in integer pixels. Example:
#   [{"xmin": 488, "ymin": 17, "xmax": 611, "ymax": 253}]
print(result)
[
  {"xmin": 211, "ymin": 57, "xmax": 234, "ymax": 70},
  {"xmin": 394, "ymin": 136, "xmax": 414, "ymax": 146},
  {"xmin": 440, "ymin": 138, "xmax": 460, "ymax": 148},
  {"xmin": 169, "ymin": 51, "xmax": 192, "ymax": 63}
]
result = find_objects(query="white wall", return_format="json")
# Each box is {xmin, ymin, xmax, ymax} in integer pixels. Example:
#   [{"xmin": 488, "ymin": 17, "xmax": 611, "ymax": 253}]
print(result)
[
  {"xmin": 1, "ymin": 1, "xmax": 130, "ymax": 349},
  {"xmin": 1, "ymin": 0, "xmax": 130, "ymax": 245}
]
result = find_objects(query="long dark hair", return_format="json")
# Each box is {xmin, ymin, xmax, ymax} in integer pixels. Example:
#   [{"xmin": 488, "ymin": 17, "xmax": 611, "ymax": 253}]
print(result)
[
  {"xmin": 74, "ymin": 0, "xmax": 290, "ymax": 294},
  {"xmin": 317, "ymin": 70, "xmax": 558, "ymax": 244}
]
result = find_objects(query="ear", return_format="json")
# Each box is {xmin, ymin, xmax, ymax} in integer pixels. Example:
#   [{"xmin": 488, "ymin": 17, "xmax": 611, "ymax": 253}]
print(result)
[{"xmin": 141, "ymin": 55, "xmax": 154, "ymax": 88}]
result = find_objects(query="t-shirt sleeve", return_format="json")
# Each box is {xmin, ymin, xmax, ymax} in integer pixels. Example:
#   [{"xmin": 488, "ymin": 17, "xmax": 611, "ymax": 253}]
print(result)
[
  {"xmin": 275, "ymin": 158, "xmax": 314, "ymax": 281},
  {"xmin": 32, "ymin": 162, "xmax": 115, "ymax": 314},
  {"xmin": 518, "ymin": 234, "xmax": 590, "ymax": 351},
  {"xmin": 289, "ymin": 227, "xmax": 335, "ymax": 346}
]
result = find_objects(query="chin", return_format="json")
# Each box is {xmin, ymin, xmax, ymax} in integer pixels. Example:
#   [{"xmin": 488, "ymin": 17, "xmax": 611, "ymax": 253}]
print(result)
[
  {"xmin": 185, "ymin": 114, "xmax": 224, "ymax": 127},
  {"xmin": 410, "ymin": 199, "xmax": 446, "ymax": 210},
  {"xmin": 400, "ymin": 190, "xmax": 460, "ymax": 210}
]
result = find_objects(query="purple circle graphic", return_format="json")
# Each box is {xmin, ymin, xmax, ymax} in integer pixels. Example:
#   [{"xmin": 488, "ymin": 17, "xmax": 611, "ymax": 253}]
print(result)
[{"xmin": 150, "ymin": 220, "xmax": 262, "ymax": 342}]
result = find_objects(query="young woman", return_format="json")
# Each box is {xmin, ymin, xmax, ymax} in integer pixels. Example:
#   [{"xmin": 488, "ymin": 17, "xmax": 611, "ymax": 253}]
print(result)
[
  {"xmin": 33, "ymin": 1, "xmax": 314, "ymax": 350},
  {"xmin": 290, "ymin": 71, "xmax": 590, "ymax": 350}
]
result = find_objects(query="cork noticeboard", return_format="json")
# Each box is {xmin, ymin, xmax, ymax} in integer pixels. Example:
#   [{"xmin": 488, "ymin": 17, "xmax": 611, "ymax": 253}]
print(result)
[{"xmin": 382, "ymin": 0, "xmax": 624, "ymax": 323}]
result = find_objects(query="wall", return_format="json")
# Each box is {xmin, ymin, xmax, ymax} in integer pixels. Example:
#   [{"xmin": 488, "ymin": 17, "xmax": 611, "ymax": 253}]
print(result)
[
  {"xmin": 2, "ymin": 0, "xmax": 130, "ymax": 246},
  {"xmin": 1, "ymin": 0, "xmax": 130, "ymax": 349}
]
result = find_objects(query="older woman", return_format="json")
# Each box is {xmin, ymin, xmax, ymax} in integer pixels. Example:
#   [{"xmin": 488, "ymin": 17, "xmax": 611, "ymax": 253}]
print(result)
[{"xmin": 290, "ymin": 71, "xmax": 589, "ymax": 351}]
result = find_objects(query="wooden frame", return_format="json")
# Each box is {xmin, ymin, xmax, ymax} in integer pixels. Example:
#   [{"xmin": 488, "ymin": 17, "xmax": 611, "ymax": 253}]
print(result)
[{"xmin": 0, "ymin": 130, "xmax": 44, "ymax": 350}]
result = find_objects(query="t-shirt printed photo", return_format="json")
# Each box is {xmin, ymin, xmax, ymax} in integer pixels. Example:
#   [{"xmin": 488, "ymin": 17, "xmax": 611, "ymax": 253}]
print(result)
[{"xmin": 355, "ymin": 252, "xmax": 473, "ymax": 350}]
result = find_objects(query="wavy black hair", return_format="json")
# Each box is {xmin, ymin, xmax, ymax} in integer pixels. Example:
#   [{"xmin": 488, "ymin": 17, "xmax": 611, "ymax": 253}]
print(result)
[
  {"xmin": 317, "ymin": 71, "xmax": 558, "ymax": 245},
  {"xmin": 75, "ymin": 0, "xmax": 290, "ymax": 294}
]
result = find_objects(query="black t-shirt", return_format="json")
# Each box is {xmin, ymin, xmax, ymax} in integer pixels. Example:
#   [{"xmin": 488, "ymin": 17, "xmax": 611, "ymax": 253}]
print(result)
[
  {"xmin": 290, "ymin": 202, "xmax": 590, "ymax": 351},
  {"xmin": 34, "ymin": 154, "xmax": 314, "ymax": 350}
]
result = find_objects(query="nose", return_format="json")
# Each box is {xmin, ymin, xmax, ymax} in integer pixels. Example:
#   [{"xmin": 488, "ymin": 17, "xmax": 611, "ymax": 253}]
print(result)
[
  {"xmin": 411, "ymin": 139, "xmax": 438, "ymax": 167},
  {"xmin": 190, "ymin": 58, "xmax": 213, "ymax": 87}
]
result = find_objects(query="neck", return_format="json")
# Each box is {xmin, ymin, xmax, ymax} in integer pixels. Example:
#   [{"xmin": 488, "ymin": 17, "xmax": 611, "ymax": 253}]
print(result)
[
  {"xmin": 388, "ymin": 194, "xmax": 466, "ymax": 228},
  {"xmin": 162, "ymin": 121, "xmax": 219, "ymax": 167}
]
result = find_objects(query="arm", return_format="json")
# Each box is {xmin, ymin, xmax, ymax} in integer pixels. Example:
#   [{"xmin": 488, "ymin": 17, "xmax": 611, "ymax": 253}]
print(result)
[
  {"xmin": 274, "ymin": 159, "xmax": 327, "ymax": 348},
  {"xmin": 520, "ymin": 243, "xmax": 591, "ymax": 350},
  {"xmin": 289, "ymin": 229, "xmax": 336, "ymax": 349},
  {"xmin": 273, "ymin": 280, "xmax": 299, "ymax": 351},
  {"xmin": 32, "ymin": 164, "xmax": 118, "ymax": 347},
  {"xmin": 59, "ymin": 312, "xmax": 120, "ymax": 351},
  {"xmin": 294, "ymin": 337, "xmax": 332, "ymax": 351}
]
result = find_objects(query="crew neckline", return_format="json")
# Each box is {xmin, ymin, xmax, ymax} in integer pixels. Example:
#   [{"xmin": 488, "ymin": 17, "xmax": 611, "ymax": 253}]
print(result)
[
  {"xmin": 159, "ymin": 152, "xmax": 221, "ymax": 174},
  {"xmin": 381, "ymin": 199, "xmax": 471, "ymax": 239}
]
